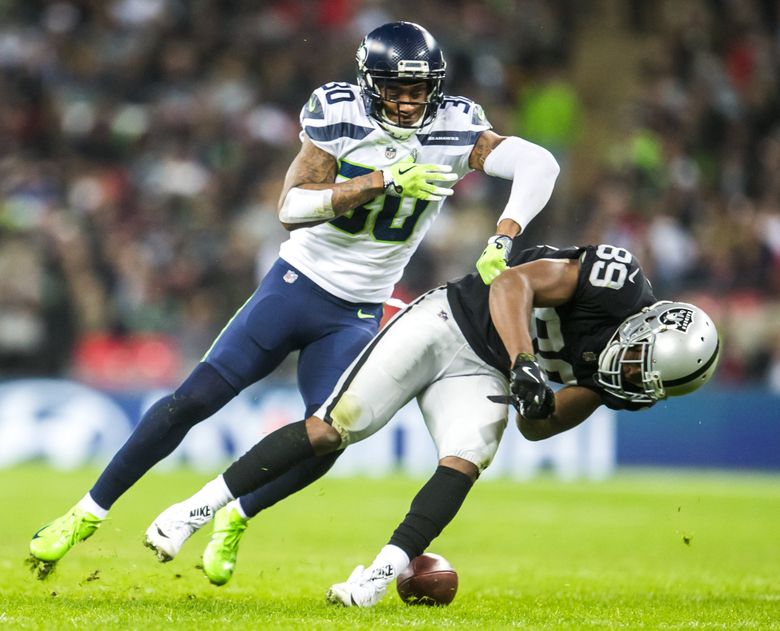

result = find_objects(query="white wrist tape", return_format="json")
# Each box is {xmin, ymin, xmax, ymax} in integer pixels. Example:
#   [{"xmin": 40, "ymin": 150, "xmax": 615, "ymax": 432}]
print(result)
[
  {"xmin": 279, "ymin": 187, "xmax": 335, "ymax": 224},
  {"xmin": 483, "ymin": 136, "xmax": 560, "ymax": 231}
]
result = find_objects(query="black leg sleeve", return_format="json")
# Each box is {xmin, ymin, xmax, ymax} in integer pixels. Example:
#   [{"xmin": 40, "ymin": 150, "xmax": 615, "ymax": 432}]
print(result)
[
  {"xmin": 222, "ymin": 420, "xmax": 315, "ymax": 499},
  {"xmin": 388, "ymin": 465, "xmax": 475, "ymax": 560},
  {"xmin": 238, "ymin": 450, "xmax": 342, "ymax": 518}
]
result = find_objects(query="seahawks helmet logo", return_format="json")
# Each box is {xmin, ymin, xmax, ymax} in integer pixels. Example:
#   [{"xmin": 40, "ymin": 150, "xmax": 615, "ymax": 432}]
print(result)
[
  {"xmin": 659, "ymin": 307, "xmax": 694, "ymax": 333},
  {"xmin": 356, "ymin": 42, "xmax": 368, "ymax": 68}
]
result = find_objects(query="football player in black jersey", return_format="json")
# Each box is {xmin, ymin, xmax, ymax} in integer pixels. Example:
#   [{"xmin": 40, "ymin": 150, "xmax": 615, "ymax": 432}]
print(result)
[{"xmin": 154, "ymin": 243, "xmax": 720, "ymax": 604}]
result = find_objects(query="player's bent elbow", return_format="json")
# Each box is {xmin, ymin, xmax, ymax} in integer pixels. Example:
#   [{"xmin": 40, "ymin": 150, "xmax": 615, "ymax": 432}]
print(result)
[
  {"xmin": 279, "ymin": 218, "xmax": 317, "ymax": 231},
  {"xmin": 278, "ymin": 187, "xmax": 335, "ymax": 229},
  {"xmin": 537, "ymin": 146, "xmax": 561, "ymax": 184},
  {"xmin": 516, "ymin": 417, "xmax": 555, "ymax": 441},
  {"xmin": 278, "ymin": 213, "xmax": 326, "ymax": 231},
  {"xmin": 277, "ymin": 198, "xmax": 297, "ymax": 231},
  {"xmin": 517, "ymin": 425, "xmax": 549, "ymax": 441}
]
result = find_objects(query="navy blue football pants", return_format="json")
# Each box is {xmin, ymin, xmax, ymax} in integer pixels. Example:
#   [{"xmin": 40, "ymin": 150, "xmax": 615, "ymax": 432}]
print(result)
[{"xmin": 90, "ymin": 258, "xmax": 382, "ymax": 516}]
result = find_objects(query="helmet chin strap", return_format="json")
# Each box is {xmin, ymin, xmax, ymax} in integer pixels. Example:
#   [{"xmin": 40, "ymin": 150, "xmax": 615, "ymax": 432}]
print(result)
[{"xmin": 378, "ymin": 106, "xmax": 426, "ymax": 140}]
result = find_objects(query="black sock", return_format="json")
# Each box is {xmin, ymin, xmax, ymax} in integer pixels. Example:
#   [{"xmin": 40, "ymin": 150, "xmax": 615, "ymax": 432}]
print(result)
[
  {"xmin": 389, "ymin": 465, "xmax": 475, "ymax": 560},
  {"xmin": 238, "ymin": 450, "xmax": 342, "ymax": 518},
  {"xmin": 222, "ymin": 420, "xmax": 316, "ymax": 498},
  {"xmin": 90, "ymin": 363, "xmax": 237, "ymax": 509}
]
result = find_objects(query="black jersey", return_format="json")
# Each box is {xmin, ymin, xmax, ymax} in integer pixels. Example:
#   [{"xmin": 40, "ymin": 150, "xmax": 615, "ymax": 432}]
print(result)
[{"xmin": 447, "ymin": 243, "xmax": 657, "ymax": 411}]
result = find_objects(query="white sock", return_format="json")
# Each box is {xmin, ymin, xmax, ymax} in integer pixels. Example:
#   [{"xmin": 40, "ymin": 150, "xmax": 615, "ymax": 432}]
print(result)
[
  {"xmin": 186, "ymin": 475, "xmax": 234, "ymax": 514},
  {"xmin": 77, "ymin": 493, "xmax": 109, "ymax": 519},
  {"xmin": 227, "ymin": 498, "xmax": 249, "ymax": 519},
  {"xmin": 370, "ymin": 544, "xmax": 411, "ymax": 577}
]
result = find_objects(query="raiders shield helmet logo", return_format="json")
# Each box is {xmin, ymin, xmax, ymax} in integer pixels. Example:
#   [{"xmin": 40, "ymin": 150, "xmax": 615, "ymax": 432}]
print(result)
[{"xmin": 659, "ymin": 307, "xmax": 694, "ymax": 333}]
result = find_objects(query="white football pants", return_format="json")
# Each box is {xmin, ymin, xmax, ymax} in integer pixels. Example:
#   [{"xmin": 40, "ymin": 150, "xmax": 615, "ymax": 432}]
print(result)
[{"xmin": 315, "ymin": 287, "xmax": 509, "ymax": 472}]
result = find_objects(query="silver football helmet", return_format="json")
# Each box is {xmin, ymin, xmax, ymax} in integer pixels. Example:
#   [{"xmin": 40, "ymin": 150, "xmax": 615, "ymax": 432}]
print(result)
[{"xmin": 596, "ymin": 301, "xmax": 721, "ymax": 404}]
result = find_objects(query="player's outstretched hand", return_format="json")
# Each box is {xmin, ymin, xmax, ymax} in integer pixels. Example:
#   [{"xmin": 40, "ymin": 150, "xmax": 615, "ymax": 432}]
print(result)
[
  {"xmin": 384, "ymin": 155, "xmax": 457, "ymax": 201},
  {"xmin": 476, "ymin": 234, "xmax": 512, "ymax": 284},
  {"xmin": 509, "ymin": 353, "xmax": 555, "ymax": 420}
]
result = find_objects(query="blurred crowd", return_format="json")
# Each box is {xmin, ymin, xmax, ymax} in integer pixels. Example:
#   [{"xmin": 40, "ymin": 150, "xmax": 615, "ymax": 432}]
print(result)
[{"xmin": 0, "ymin": 0, "xmax": 778, "ymax": 390}]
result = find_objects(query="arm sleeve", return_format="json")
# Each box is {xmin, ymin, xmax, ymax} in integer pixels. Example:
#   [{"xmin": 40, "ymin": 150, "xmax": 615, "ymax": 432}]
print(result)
[{"xmin": 483, "ymin": 136, "xmax": 560, "ymax": 232}]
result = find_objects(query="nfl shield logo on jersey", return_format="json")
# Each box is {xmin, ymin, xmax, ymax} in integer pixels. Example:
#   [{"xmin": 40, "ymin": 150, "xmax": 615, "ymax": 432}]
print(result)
[
  {"xmin": 659, "ymin": 307, "xmax": 694, "ymax": 333},
  {"xmin": 385, "ymin": 146, "xmax": 397, "ymax": 159},
  {"xmin": 283, "ymin": 270, "xmax": 299, "ymax": 284}
]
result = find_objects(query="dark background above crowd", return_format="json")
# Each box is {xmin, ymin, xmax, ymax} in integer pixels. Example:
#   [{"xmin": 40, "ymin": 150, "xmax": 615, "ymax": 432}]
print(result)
[{"xmin": 0, "ymin": 0, "xmax": 778, "ymax": 389}]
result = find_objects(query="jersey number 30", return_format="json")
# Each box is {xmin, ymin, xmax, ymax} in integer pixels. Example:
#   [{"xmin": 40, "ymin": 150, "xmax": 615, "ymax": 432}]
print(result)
[
  {"xmin": 330, "ymin": 159, "xmax": 429, "ymax": 243},
  {"xmin": 331, "ymin": 196, "xmax": 429, "ymax": 242}
]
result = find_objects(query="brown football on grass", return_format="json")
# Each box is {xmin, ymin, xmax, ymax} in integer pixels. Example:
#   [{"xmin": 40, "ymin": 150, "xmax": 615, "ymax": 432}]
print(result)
[{"xmin": 396, "ymin": 552, "xmax": 458, "ymax": 606}]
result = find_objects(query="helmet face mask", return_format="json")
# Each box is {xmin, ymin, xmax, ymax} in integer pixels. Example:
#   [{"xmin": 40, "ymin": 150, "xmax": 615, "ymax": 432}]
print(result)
[
  {"xmin": 596, "ymin": 329, "xmax": 664, "ymax": 404},
  {"xmin": 373, "ymin": 79, "xmax": 432, "ymax": 131},
  {"xmin": 356, "ymin": 21, "xmax": 446, "ymax": 139},
  {"xmin": 596, "ymin": 301, "xmax": 721, "ymax": 404}
]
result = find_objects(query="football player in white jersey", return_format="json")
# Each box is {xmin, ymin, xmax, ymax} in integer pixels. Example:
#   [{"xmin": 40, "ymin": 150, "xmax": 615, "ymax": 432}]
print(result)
[{"xmin": 28, "ymin": 21, "xmax": 559, "ymax": 582}]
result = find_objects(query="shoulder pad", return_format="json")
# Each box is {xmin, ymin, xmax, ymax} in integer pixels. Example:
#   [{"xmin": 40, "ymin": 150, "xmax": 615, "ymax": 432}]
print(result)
[
  {"xmin": 437, "ymin": 96, "xmax": 491, "ymax": 129},
  {"xmin": 302, "ymin": 83, "xmax": 365, "ymax": 124},
  {"xmin": 301, "ymin": 92, "xmax": 325, "ymax": 121},
  {"xmin": 300, "ymin": 83, "xmax": 374, "ymax": 145},
  {"xmin": 417, "ymin": 95, "xmax": 491, "ymax": 148}
]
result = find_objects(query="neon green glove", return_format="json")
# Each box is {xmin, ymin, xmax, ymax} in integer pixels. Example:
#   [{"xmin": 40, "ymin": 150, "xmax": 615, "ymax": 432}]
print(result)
[
  {"xmin": 476, "ymin": 235, "xmax": 513, "ymax": 284},
  {"xmin": 382, "ymin": 155, "xmax": 457, "ymax": 201}
]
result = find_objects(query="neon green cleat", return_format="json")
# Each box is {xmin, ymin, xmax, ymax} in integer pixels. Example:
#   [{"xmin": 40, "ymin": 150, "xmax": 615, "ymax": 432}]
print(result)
[
  {"xmin": 202, "ymin": 505, "xmax": 248, "ymax": 586},
  {"xmin": 28, "ymin": 506, "xmax": 103, "ymax": 578}
]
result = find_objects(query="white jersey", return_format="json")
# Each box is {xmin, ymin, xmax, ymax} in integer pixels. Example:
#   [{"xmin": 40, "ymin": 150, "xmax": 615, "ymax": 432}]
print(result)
[{"xmin": 278, "ymin": 81, "xmax": 491, "ymax": 304}]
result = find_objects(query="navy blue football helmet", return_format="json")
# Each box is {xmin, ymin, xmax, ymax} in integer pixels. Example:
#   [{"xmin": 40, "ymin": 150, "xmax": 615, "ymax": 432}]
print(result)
[{"xmin": 356, "ymin": 21, "xmax": 446, "ymax": 137}]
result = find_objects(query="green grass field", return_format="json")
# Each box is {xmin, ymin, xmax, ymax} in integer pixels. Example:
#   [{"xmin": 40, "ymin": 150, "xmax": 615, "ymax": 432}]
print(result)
[{"xmin": 2, "ymin": 465, "xmax": 779, "ymax": 629}]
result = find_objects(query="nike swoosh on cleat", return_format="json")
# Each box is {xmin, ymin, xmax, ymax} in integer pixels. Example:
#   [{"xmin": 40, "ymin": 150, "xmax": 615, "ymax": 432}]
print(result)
[
  {"xmin": 357, "ymin": 309, "xmax": 376, "ymax": 319},
  {"xmin": 156, "ymin": 526, "xmax": 170, "ymax": 539}
]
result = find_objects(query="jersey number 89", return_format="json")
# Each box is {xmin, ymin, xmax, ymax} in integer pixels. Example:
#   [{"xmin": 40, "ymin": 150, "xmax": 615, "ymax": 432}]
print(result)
[{"xmin": 588, "ymin": 245, "xmax": 632, "ymax": 290}]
